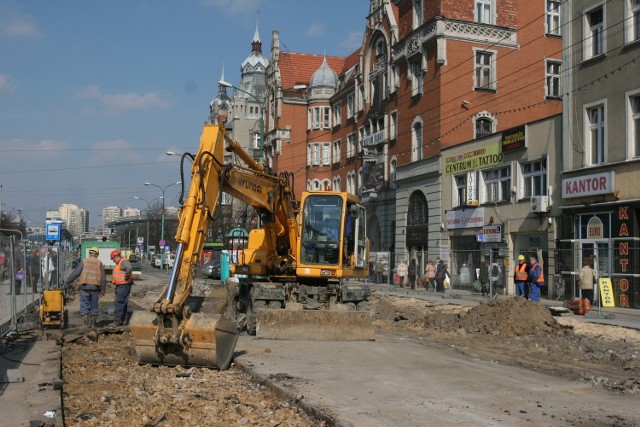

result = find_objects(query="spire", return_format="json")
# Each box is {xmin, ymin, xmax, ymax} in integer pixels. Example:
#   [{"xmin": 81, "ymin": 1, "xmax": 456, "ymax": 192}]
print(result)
[{"xmin": 251, "ymin": 13, "xmax": 262, "ymax": 53}]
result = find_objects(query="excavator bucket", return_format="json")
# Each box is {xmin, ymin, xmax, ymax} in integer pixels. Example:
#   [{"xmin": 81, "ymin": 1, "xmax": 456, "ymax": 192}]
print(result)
[
  {"xmin": 130, "ymin": 310, "xmax": 239, "ymax": 369},
  {"xmin": 256, "ymin": 308, "xmax": 375, "ymax": 341}
]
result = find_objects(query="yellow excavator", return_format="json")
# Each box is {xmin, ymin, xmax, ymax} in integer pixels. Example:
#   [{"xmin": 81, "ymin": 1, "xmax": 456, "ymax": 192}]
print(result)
[{"xmin": 130, "ymin": 124, "xmax": 373, "ymax": 369}]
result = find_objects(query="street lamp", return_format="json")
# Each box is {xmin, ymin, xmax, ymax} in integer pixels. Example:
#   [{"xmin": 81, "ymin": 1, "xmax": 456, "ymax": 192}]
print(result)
[
  {"xmin": 143, "ymin": 181, "xmax": 181, "ymax": 247},
  {"xmin": 219, "ymin": 80, "xmax": 266, "ymax": 163},
  {"xmin": 134, "ymin": 196, "xmax": 162, "ymax": 258}
]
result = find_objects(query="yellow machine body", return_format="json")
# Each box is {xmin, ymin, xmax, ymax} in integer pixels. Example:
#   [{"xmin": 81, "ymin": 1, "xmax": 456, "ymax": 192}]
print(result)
[{"xmin": 39, "ymin": 290, "xmax": 66, "ymax": 328}]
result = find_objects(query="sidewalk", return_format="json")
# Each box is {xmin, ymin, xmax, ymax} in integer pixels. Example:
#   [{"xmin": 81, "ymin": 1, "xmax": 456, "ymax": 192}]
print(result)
[{"xmin": 368, "ymin": 282, "xmax": 640, "ymax": 331}]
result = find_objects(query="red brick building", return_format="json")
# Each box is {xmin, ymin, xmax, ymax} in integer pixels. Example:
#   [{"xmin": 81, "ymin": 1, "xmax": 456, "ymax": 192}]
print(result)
[{"xmin": 265, "ymin": 0, "xmax": 563, "ymax": 267}]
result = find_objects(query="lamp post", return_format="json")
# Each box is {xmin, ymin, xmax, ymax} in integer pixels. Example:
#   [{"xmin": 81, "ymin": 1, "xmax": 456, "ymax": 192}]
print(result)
[
  {"xmin": 134, "ymin": 196, "xmax": 163, "ymax": 258},
  {"xmin": 143, "ymin": 181, "xmax": 181, "ymax": 247}
]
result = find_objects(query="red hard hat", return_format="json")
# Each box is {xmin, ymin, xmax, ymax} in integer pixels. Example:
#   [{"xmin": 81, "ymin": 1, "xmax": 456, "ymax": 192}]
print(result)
[{"xmin": 110, "ymin": 250, "xmax": 121, "ymax": 259}]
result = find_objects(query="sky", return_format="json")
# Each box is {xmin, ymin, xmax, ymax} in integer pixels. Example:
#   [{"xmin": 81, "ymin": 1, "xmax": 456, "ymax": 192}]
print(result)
[{"xmin": 0, "ymin": 0, "xmax": 367, "ymax": 228}]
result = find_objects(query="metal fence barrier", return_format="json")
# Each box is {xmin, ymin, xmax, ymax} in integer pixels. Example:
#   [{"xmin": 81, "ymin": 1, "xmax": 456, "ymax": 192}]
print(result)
[{"xmin": 0, "ymin": 231, "xmax": 74, "ymax": 338}]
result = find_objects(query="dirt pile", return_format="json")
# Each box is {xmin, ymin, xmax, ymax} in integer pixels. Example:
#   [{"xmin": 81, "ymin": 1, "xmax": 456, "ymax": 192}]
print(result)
[
  {"xmin": 374, "ymin": 294, "xmax": 563, "ymax": 336},
  {"xmin": 62, "ymin": 333, "xmax": 324, "ymax": 426}
]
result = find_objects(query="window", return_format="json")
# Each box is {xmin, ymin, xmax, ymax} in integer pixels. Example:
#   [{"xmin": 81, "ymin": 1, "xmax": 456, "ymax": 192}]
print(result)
[
  {"xmin": 626, "ymin": 0, "xmax": 640, "ymax": 43},
  {"xmin": 475, "ymin": 118, "xmax": 493, "ymax": 138},
  {"xmin": 389, "ymin": 111, "xmax": 398, "ymax": 140},
  {"xmin": 476, "ymin": 0, "xmax": 493, "ymax": 25},
  {"xmin": 585, "ymin": 7, "xmax": 605, "ymax": 60},
  {"xmin": 347, "ymin": 93, "xmax": 355, "ymax": 119},
  {"xmin": 322, "ymin": 143, "xmax": 331, "ymax": 166},
  {"xmin": 332, "ymin": 102, "xmax": 342, "ymax": 127},
  {"xmin": 347, "ymin": 172, "xmax": 356, "ymax": 195},
  {"xmin": 332, "ymin": 176, "xmax": 341, "ymax": 191},
  {"xmin": 411, "ymin": 120, "xmax": 423, "ymax": 162},
  {"xmin": 545, "ymin": 60, "xmax": 561, "ymax": 98},
  {"xmin": 413, "ymin": 0, "xmax": 423, "ymax": 29},
  {"xmin": 307, "ymin": 143, "xmax": 321, "ymax": 166},
  {"xmin": 347, "ymin": 133, "xmax": 356, "ymax": 158},
  {"xmin": 308, "ymin": 106, "xmax": 330, "ymax": 129},
  {"xmin": 332, "ymin": 139, "xmax": 341, "ymax": 164},
  {"xmin": 630, "ymin": 93, "xmax": 640, "ymax": 158},
  {"xmin": 409, "ymin": 59, "xmax": 423, "ymax": 96},
  {"xmin": 455, "ymin": 174, "xmax": 467, "ymax": 207},
  {"xmin": 546, "ymin": 0, "xmax": 561, "ymax": 35},
  {"xmin": 314, "ymin": 180, "xmax": 321, "ymax": 190},
  {"xmin": 483, "ymin": 166, "xmax": 511, "ymax": 203},
  {"xmin": 522, "ymin": 158, "xmax": 547, "ymax": 197},
  {"xmin": 390, "ymin": 158, "xmax": 397, "ymax": 189},
  {"xmin": 475, "ymin": 51, "xmax": 495, "ymax": 90},
  {"xmin": 358, "ymin": 85, "xmax": 365, "ymax": 111},
  {"xmin": 586, "ymin": 104, "xmax": 605, "ymax": 165}
]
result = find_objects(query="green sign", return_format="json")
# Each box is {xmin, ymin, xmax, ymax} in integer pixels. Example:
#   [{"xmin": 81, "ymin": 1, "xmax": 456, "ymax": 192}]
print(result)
[{"xmin": 445, "ymin": 143, "xmax": 503, "ymax": 175}]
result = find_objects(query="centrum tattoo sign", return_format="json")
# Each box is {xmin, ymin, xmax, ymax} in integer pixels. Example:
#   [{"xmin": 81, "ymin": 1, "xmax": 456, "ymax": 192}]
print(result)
[{"xmin": 445, "ymin": 143, "xmax": 503, "ymax": 175}]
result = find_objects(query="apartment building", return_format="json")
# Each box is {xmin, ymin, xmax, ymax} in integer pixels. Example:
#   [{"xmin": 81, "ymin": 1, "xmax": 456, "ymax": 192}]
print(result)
[
  {"xmin": 559, "ymin": 0, "xmax": 640, "ymax": 308},
  {"xmin": 265, "ymin": 0, "xmax": 563, "ymax": 284}
]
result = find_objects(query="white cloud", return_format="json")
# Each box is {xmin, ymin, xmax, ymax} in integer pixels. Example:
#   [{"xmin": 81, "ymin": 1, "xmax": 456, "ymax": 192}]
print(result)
[
  {"xmin": 0, "ymin": 6, "xmax": 41, "ymax": 38},
  {"xmin": 0, "ymin": 139, "xmax": 70, "ymax": 164},
  {"xmin": 305, "ymin": 23, "xmax": 325, "ymax": 38},
  {"xmin": 74, "ymin": 85, "xmax": 171, "ymax": 114},
  {"xmin": 199, "ymin": 0, "xmax": 258, "ymax": 15},
  {"xmin": 0, "ymin": 74, "xmax": 17, "ymax": 94},
  {"xmin": 340, "ymin": 31, "xmax": 363, "ymax": 53},
  {"xmin": 89, "ymin": 139, "xmax": 146, "ymax": 165}
]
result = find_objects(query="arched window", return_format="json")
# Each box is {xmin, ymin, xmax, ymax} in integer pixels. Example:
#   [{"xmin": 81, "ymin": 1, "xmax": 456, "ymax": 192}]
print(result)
[
  {"xmin": 407, "ymin": 191, "xmax": 428, "ymax": 226},
  {"xmin": 473, "ymin": 111, "xmax": 497, "ymax": 138},
  {"xmin": 411, "ymin": 118, "xmax": 423, "ymax": 162}
]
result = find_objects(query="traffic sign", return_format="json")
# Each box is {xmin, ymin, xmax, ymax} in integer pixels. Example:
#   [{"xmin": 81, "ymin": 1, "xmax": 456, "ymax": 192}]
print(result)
[
  {"xmin": 137, "ymin": 237, "xmax": 144, "ymax": 244},
  {"xmin": 159, "ymin": 239, "xmax": 166, "ymax": 247},
  {"xmin": 46, "ymin": 223, "xmax": 61, "ymax": 241}
]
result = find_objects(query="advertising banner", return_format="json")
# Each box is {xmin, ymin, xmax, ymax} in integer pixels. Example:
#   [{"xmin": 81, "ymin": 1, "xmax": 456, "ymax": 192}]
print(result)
[{"xmin": 445, "ymin": 143, "xmax": 503, "ymax": 175}]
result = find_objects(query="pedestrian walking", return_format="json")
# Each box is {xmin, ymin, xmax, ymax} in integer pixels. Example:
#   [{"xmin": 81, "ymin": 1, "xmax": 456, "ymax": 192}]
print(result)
[
  {"xmin": 435, "ymin": 259, "xmax": 449, "ymax": 293},
  {"xmin": 514, "ymin": 255, "xmax": 530, "ymax": 299},
  {"xmin": 407, "ymin": 258, "xmax": 417, "ymax": 290},
  {"xmin": 578, "ymin": 257, "xmax": 596, "ymax": 303},
  {"xmin": 479, "ymin": 259, "xmax": 489, "ymax": 296},
  {"xmin": 489, "ymin": 260, "xmax": 502, "ymax": 299},
  {"xmin": 425, "ymin": 260, "xmax": 436, "ymax": 291},
  {"xmin": 13, "ymin": 244, "xmax": 25, "ymax": 295},
  {"xmin": 64, "ymin": 247, "xmax": 106, "ymax": 329},
  {"xmin": 397, "ymin": 260, "xmax": 408, "ymax": 288},
  {"xmin": 528, "ymin": 255, "xmax": 544, "ymax": 303},
  {"xmin": 110, "ymin": 250, "xmax": 134, "ymax": 326},
  {"xmin": 29, "ymin": 249, "xmax": 41, "ymax": 292}
]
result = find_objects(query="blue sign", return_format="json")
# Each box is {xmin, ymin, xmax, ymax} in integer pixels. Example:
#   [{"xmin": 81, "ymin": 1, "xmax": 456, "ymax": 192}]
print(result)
[{"xmin": 46, "ymin": 223, "xmax": 62, "ymax": 241}]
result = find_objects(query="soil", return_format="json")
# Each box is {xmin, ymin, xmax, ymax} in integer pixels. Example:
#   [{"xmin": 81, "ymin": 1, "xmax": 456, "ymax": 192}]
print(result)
[
  {"xmin": 60, "ymin": 286, "xmax": 324, "ymax": 427},
  {"xmin": 373, "ymin": 293, "xmax": 640, "ymax": 393},
  {"xmin": 59, "ymin": 282, "xmax": 640, "ymax": 425}
]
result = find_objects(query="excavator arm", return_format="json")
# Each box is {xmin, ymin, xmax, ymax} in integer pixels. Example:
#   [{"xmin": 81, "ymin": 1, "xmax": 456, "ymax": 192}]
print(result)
[{"xmin": 131, "ymin": 124, "xmax": 293, "ymax": 369}]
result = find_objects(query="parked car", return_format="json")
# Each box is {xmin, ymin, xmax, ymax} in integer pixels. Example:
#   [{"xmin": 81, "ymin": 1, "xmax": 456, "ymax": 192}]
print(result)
[
  {"xmin": 201, "ymin": 260, "xmax": 221, "ymax": 279},
  {"xmin": 153, "ymin": 255, "xmax": 162, "ymax": 268}
]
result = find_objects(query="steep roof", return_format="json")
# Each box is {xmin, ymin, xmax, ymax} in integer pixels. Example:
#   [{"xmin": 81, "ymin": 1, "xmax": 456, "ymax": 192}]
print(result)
[{"xmin": 280, "ymin": 52, "xmax": 345, "ymax": 89}]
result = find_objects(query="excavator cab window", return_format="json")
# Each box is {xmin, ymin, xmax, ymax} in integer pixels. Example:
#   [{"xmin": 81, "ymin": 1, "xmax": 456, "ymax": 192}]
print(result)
[{"xmin": 300, "ymin": 195, "xmax": 343, "ymax": 265}]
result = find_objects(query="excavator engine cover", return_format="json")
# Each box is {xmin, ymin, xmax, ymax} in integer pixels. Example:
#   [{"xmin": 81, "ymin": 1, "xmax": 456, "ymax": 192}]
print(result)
[
  {"xmin": 256, "ymin": 308, "xmax": 375, "ymax": 341},
  {"xmin": 130, "ymin": 310, "xmax": 239, "ymax": 369}
]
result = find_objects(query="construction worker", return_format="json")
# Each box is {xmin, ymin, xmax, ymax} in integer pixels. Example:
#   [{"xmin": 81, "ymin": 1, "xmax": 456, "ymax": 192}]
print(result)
[
  {"xmin": 110, "ymin": 250, "xmax": 133, "ymax": 326},
  {"xmin": 528, "ymin": 255, "xmax": 545, "ymax": 303},
  {"xmin": 514, "ymin": 255, "xmax": 530, "ymax": 299},
  {"xmin": 64, "ymin": 247, "xmax": 106, "ymax": 329}
]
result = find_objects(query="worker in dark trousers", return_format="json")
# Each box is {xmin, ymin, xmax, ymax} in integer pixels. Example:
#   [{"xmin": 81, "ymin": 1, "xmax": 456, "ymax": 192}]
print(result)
[
  {"xmin": 110, "ymin": 250, "xmax": 134, "ymax": 326},
  {"xmin": 64, "ymin": 247, "xmax": 106, "ymax": 329}
]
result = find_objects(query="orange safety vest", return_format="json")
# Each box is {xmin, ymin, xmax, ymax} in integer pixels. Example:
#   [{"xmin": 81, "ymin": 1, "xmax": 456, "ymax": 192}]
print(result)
[
  {"xmin": 78, "ymin": 257, "xmax": 103, "ymax": 286},
  {"xmin": 112, "ymin": 259, "xmax": 132, "ymax": 285},
  {"xmin": 531, "ymin": 263, "xmax": 545, "ymax": 283},
  {"xmin": 514, "ymin": 263, "xmax": 528, "ymax": 281}
]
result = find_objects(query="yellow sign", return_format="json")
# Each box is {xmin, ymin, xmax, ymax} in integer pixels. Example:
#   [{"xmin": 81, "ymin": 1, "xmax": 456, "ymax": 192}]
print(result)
[
  {"xmin": 445, "ymin": 143, "xmax": 504, "ymax": 175},
  {"xmin": 599, "ymin": 278, "xmax": 615, "ymax": 308}
]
